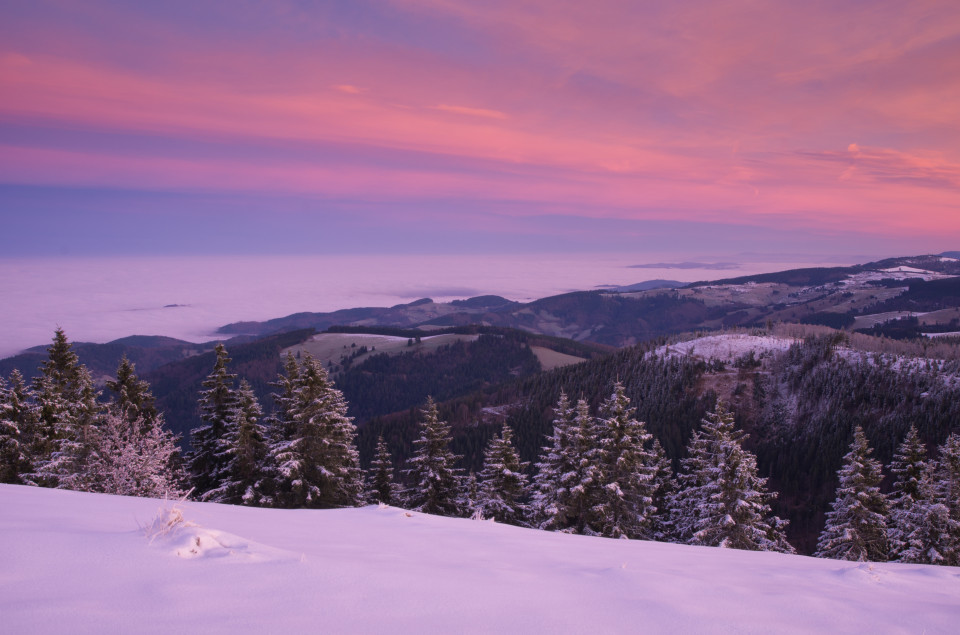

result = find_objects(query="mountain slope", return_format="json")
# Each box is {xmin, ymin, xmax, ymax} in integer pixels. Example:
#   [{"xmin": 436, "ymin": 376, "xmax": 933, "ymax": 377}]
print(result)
[
  {"xmin": 3, "ymin": 485, "xmax": 958, "ymax": 634},
  {"xmin": 210, "ymin": 255, "xmax": 960, "ymax": 348}
]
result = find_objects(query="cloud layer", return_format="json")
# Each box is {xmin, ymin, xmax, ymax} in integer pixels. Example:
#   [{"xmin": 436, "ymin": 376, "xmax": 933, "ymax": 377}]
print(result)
[{"xmin": 1, "ymin": 0, "xmax": 958, "ymax": 255}]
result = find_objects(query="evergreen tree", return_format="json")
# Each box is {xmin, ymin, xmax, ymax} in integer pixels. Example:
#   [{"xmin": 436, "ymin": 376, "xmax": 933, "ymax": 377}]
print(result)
[
  {"xmin": 671, "ymin": 421, "xmax": 712, "ymax": 544},
  {"xmin": 105, "ymin": 356, "xmax": 158, "ymax": 430},
  {"xmin": 187, "ymin": 343, "xmax": 238, "ymax": 497},
  {"xmin": 550, "ymin": 398, "xmax": 604, "ymax": 535},
  {"xmin": 0, "ymin": 380, "xmax": 16, "ymax": 484},
  {"xmin": 887, "ymin": 426, "xmax": 929, "ymax": 561},
  {"xmin": 926, "ymin": 433, "xmax": 960, "ymax": 566},
  {"xmin": 404, "ymin": 397, "xmax": 463, "ymax": 516},
  {"xmin": 461, "ymin": 471, "xmax": 480, "ymax": 517},
  {"xmin": 592, "ymin": 382, "xmax": 656, "ymax": 539},
  {"xmin": 368, "ymin": 435, "xmax": 400, "ymax": 505},
  {"xmin": 476, "ymin": 422, "xmax": 530, "ymax": 525},
  {"xmin": 29, "ymin": 330, "xmax": 103, "ymax": 490},
  {"xmin": 267, "ymin": 355, "xmax": 364, "ymax": 508},
  {"xmin": 267, "ymin": 352, "xmax": 301, "ymax": 443},
  {"xmin": 649, "ymin": 438, "xmax": 678, "ymax": 542},
  {"xmin": 203, "ymin": 380, "xmax": 267, "ymax": 505},
  {"xmin": 816, "ymin": 426, "xmax": 889, "ymax": 562},
  {"xmin": 674, "ymin": 402, "xmax": 792, "ymax": 552},
  {"xmin": 895, "ymin": 461, "xmax": 954, "ymax": 565},
  {"xmin": 0, "ymin": 369, "xmax": 37, "ymax": 483},
  {"xmin": 252, "ymin": 352, "xmax": 302, "ymax": 505},
  {"xmin": 530, "ymin": 392, "xmax": 576, "ymax": 529}
]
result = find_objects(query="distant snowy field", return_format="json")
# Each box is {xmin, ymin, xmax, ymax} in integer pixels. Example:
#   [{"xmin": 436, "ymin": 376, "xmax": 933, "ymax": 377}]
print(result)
[
  {"xmin": 3, "ymin": 485, "xmax": 958, "ymax": 634},
  {"xmin": 0, "ymin": 255, "xmax": 851, "ymax": 358},
  {"xmin": 656, "ymin": 334, "xmax": 798, "ymax": 362}
]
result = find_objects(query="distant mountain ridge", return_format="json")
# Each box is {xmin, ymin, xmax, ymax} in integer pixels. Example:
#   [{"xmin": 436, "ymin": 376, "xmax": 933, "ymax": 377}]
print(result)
[
  {"xmin": 214, "ymin": 254, "xmax": 960, "ymax": 348},
  {"xmin": 5, "ymin": 253, "xmax": 960, "ymax": 370}
]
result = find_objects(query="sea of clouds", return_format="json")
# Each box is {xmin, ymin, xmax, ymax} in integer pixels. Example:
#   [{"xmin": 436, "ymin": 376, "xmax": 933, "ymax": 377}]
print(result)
[{"xmin": 0, "ymin": 253, "xmax": 853, "ymax": 358}]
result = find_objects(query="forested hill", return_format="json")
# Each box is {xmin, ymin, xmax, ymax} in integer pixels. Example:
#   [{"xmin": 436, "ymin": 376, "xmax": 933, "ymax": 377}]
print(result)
[
  {"xmin": 142, "ymin": 327, "xmax": 603, "ymax": 443},
  {"xmin": 360, "ymin": 328, "xmax": 960, "ymax": 554},
  {"xmin": 211, "ymin": 253, "xmax": 960, "ymax": 348},
  {"xmin": 0, "ymin": 335, "xmax": 222, "ymax": 385}
]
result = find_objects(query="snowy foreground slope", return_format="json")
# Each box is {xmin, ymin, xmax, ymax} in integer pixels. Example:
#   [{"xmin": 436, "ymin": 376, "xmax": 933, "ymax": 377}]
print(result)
[{"xmin": 2, "ymin": 485, "xmax": 958, "ymax": 634}]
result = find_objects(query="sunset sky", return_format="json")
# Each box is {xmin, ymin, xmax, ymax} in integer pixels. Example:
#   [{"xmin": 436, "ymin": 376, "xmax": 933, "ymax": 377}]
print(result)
[{"xmin": 2, "ymin": 0, "xmax": 959, "ymax": 258}]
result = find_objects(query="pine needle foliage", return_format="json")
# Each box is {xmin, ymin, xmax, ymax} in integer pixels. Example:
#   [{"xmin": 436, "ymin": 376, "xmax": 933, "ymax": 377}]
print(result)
[
  {"xmin": 29, "ymin": 329, "xmax": 103, "ymax": 490},
  {"xmin": 368, "ymin": 435, "xmax": 400, "ymax": 506},
  {"xmin": 816, "ymin": 426, "xmax": 889, "ymax": 562},
  {"xmin": 187, "ymin": 343, "xmax": 238, "ymax": 497},
  {"xmin": 404, "ymin": 397, "xmax": 463, "ymax": 516},
  {"xmin": 593, "ymin": 381, "xmax": 656, "ymax": 539},
  {"xmin": 0, "ymin": 371, "xmax": 35, "ymax": 484},
  {"xmin": 203, "ymin": 379, "xmax": 268, "ymax": 505},
  {"xmin": 265, "ymin": 354, "xmax": 364, "ymax": 508},
  {"xmin": 674, "ymin": 402, "xmax": 793, "ymax": 552},
  {"xmin": 530, "ymin": 392, "xmax": 576, "ymax": 529},
  {"xmin": 476, "ymin": 422, "xmax": 530, "ymax": 525}
]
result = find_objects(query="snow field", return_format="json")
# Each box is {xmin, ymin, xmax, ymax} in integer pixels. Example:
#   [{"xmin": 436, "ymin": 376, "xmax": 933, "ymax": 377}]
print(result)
[
  {"xmin": 3, "ymin": 485, "xmax": 959, "ymax": 634},
  {"xmin": 656, "ymin": 334, "xmax": 798, "ymax": 363}
]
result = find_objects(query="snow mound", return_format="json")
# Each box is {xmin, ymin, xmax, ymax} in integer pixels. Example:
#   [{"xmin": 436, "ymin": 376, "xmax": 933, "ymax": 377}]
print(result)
[{"xmin": 143, "ymin": 505, "xmax": 300, "ymax": 563}]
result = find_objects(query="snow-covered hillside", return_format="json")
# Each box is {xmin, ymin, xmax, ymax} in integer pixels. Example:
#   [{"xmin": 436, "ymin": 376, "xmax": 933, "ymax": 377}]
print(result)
[
  {"xmin": 3, "ymin": 485, "xmax": 958, "ymax": 633},
  {"xmin": 656, "ymin": 334, "xmax": 798, "ymax": 362}
]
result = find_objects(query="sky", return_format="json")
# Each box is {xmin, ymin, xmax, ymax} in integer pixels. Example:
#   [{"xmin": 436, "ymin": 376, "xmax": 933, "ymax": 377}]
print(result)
[{"xmin": 1, "ymin": 0, "xmax": 959, "ymax": 258}]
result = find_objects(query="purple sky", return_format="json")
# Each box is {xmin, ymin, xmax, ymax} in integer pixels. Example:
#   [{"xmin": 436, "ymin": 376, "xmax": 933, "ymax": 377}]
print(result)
[{"xmin": 2, "ymin": 1, "xmax": 959, "ymax": 257}]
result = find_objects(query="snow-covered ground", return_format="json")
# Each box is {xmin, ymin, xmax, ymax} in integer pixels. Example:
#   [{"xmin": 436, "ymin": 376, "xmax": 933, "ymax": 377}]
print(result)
[
  {"xmin": 655, "ymin": 334, "xmax": 798, "ymax": 362},
  {"xmin": 842, "ymin": 267, "xmax": 956, "ymax": 285},
  {"xmin": 3, "ymin": 485, "xmax": 959, "ymax": 634}
]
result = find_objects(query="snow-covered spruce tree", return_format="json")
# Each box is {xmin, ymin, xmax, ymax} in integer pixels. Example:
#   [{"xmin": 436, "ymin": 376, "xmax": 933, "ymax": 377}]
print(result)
[
  {"xmin": 476, "ymin": 422, "xmax": 530, "ymax": 525},
  {"xmin": 404, "ymin": 397, "xmax": 463, "ymax": 516},
  {"xmin": 671, "ymin": 425, "xmax": 711, "ymax": 543},
  {"xmin": 926, "ymin": 433, "xmax": 960, "ymax": 566},
  {"xmin": 368, "ymin": 435, "xmax": 400, "ymax": 505},
  {"xmin": 267, "ymin": 354, "xmax": 363, "ymax": 508},
  {"xmin": 267, "ymin": 352, "xmax": 301, "ymax": 443},
  {"xmin": 593, "ymin": 381, "xmax": 656, "ymax": 539},
  {"xmin": 91, "ymin": 410, "xmax": 183, "ymax": 498},
  {"xmin": 105, "ymin": 356, "xmax": 159, "ymax": 431},
  {"xmin": 816, "ymin": 426, "xmax": 889, "ymax": 562},
  {"xmin": 673, "ymin": 401, "xmax": 792, "ymax": 552},
  {"xmin": 529, "ymin": 392, "xmax": 576, "ymax": 529},
  {"xmin": 649, "ymin": 438, "xmax": 678, "ymax": 542},
  {"xmin": 551, "ymin": 398, "xmax": 604, "ymax": 535},
  {"xmin": 203, "ymin": 379, "xmax": 268, "ymax": 505},
  {"xmin": 887, "ymin": 425, "xmax": 929, "ymax": 561},
  {"xmin": 895, "ymin": 461, "xmax": 955, "ymax": 565},
  {"xmin": 187, "ymin": 343, "xmax": 238, "ymax": 498},
  {"xmin": 461, "ymin": 471, "xmax": 479, "ymax": 517},
  {"xmin": 0, "ymin": 371, "xmax": 36, "ymax": 484},
  {"xmin": 251, "ymin": 352, "xmax": 302, "ymax": 505},
  {"xmin": 29, "ymin": 329, "xmax": 103, "ymax": 490}
]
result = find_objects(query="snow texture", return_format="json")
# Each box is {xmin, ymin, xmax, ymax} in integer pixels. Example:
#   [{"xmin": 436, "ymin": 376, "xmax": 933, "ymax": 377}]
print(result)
[{"xmin": 2, "ymin": 484, "xmax": 959, "ymax": 633}]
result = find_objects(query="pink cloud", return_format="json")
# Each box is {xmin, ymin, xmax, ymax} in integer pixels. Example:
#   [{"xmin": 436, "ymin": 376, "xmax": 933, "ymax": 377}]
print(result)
[
  {"xmin": 1, "ymin": 1, "xmax": 959, "ymax": 243},
  {"xmin": 435, "ymin": 104, "xmax": 507, "ymax": 119}
]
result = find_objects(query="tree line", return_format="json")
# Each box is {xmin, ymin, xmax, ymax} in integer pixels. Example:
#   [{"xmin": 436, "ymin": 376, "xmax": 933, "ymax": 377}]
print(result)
[{"xmin": 2, "ymin": 329, "xmax": 958, "ymax": 565}]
